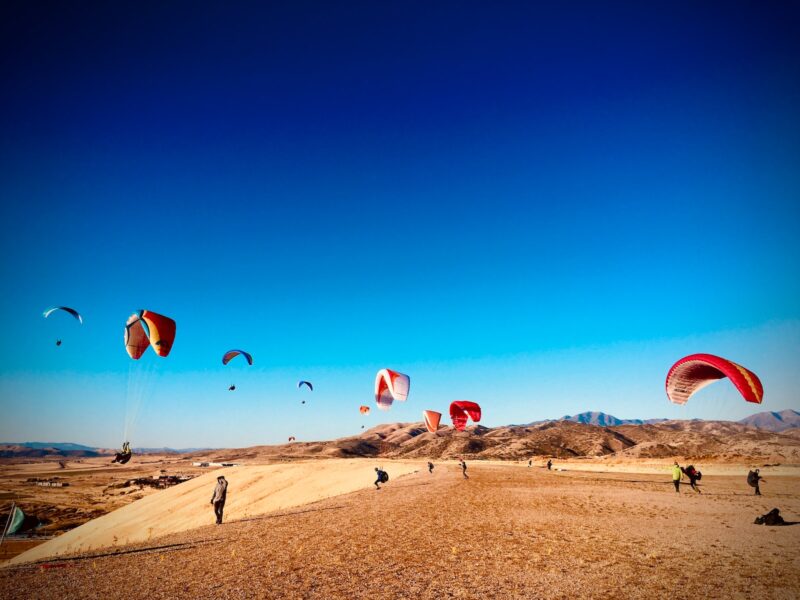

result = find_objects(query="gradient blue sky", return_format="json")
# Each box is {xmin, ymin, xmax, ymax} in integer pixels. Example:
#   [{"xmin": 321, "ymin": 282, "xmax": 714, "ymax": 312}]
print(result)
[{"xmin": 1, "ymin": 2, "xmax": 798, "ymax": 447}]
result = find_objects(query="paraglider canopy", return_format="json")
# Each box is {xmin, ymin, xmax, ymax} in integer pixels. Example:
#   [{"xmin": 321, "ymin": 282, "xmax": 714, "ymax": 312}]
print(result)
[
  {"xmin": 222, "ymin": 349, "xmax": 253, "ymax": 366},
  {"xmin": 374, "ymin": 369, "xmax": 410, "ymax": 411},
  {"xmin": 665, "ymin": 353, "xmax": 763, "ymax": 405},
  {"xmin": 288, "ymin": 436, "xmax": 296, "ymax": 442},
  {"xmin": 125, "ymin": 310, "xmax": 176, "ymax": 359},
  {"xmin": 450, "ymin": 401, "xmax": 481, "ymax": 431},
  {"xmin": 298, "ymin": 380, "xmax": 313, "ymax": 391},
  {"xmin": 359, "ymin": 405, "xmax": 371, "ymax": 415},
  {"xmin": 43, "ymin": 306, "xmax": 83, "ymax": 324},
  {"xmin": 423, "ymin": 410, "xmax": 441, "ymax": 433}
]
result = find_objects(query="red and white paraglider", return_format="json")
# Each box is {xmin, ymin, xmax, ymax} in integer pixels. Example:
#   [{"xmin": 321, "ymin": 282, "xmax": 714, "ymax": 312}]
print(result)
[
  {"xmin": 665, "ymin": 353, "xmax": 763, "ymax": 405},
  {"xmin": 374, "ymin": 369, "xmax": 410, "ymax": 411},
  {"xmin": 450, "ymin": 401, "xmax": 481, "ymax": 431}
]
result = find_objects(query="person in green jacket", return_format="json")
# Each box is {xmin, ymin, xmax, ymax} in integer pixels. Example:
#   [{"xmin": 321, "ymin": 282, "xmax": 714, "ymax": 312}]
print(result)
[{"xmin": 672, "ymin": 462, "xmax": 682, "ymax": 493}]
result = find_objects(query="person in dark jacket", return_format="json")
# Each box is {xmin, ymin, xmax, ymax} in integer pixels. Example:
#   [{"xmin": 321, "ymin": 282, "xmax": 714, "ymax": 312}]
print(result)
[
  {"xmin": 460, "ymin": 460, "xmax": 468, "ymax": 479},
  {"xmin": 374, "ymin": 467, "xmax": 388, "ymax": 489},
  {"xmin": 210, "ymin": 475, "xmax": 228, "ymax": 524},
  {"xmin": 747, "ymin": 469, "xmax": 764, "ymax": 496},
  {"xmin": 428, "ymin": 462, "xmax": 434, "ymax": 474},
  {"xmin": 547, "ymin": 460, "xmax": 552, "ymax": 471},
  {"xmin": 681, "ymin": 465, "xmax": 702, "ymax": 494}
]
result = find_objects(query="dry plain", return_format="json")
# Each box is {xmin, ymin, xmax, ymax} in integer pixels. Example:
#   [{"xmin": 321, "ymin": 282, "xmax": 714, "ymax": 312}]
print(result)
[{"xmin": 1, "ymin": 460, "xmax": 799, "ymax": 599}]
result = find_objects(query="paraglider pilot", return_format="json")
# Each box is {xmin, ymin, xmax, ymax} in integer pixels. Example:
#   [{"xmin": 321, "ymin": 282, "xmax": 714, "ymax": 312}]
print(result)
[
  {"xmin": 211, "ymin": 475, "xmax": 228, "ymax": 524},
  {"xmin": 111, "ymin": 441, "xmax": 132, "ymax": 464}
]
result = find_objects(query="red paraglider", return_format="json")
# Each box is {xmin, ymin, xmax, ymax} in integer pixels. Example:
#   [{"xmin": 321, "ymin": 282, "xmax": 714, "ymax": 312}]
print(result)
[
  {"xmin": 450, "ymin": 401, "xmax": 481, "ymax": 431},
  {"xmin": 665, "ymin": 353, "xmax": 763, "ymax": 405}
]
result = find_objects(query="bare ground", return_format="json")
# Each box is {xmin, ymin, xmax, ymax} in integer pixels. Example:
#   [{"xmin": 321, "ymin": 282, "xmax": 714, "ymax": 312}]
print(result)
[{"xmin": 1, "ymin": 464, "xmax": 799, "ymax": 599}]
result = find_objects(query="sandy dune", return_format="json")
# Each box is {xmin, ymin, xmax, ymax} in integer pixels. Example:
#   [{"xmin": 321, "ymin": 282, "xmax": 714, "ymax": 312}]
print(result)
[{"xmin": 7, "ymin": 459, "xmax": 419, "ymax": 566}]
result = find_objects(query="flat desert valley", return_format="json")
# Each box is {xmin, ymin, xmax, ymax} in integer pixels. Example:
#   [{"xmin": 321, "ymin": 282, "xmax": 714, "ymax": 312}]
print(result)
[{"xmin": 1, "ymin": 452, "xmax": 799, "ymax": 599}]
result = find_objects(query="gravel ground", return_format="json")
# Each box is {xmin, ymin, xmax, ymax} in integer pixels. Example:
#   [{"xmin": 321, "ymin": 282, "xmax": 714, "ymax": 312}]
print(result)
[{"xmin": 2, "ymin": 464, "xmax": 798, "ymax": 599}]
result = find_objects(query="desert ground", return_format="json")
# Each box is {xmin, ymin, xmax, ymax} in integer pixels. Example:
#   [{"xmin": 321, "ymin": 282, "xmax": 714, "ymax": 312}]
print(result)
[{"xmin": 1, "ymin": 459, "xmax": 799, "ymax": 599}]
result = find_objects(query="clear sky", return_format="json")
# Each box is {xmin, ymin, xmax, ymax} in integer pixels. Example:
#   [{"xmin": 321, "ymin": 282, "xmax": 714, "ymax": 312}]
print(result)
[{"xmin": 1, "ymin": 2, "xmax": 798, "ymax": 448}]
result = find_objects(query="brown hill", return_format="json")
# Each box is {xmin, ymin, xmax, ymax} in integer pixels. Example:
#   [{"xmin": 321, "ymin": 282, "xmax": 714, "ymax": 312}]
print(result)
[
  {"xmin": 0, "ymin": 445, "xmax": 102, "ymax": 459},
  {"xmin": 189, "ymin": 420, "xmax": 800, "ymax": 463}
]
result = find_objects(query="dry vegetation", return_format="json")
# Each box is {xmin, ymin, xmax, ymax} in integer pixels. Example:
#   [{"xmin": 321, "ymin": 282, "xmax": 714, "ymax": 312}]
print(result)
[{"xmin": 2, "ymin": 463, "xmax": 799, "ymax": 599}]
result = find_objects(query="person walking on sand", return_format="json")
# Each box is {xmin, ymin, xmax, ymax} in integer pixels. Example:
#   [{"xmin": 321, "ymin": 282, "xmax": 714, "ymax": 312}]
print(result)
[
  {"xmin": 681, "ymin": 465, "xmax": 702, "ymax": 494},
  {"xmin": 460, "ymin": 459, "xmax": 469, "ymax": 479},
  {"xmin": 375, "ymin": 467, "xmax": 388, "ymax": 489},
  {"xmin": 428, "ymin": 462, "xmax": 434, "ymax": 474},
  {"xmin": 528, "ymin": 459, "xmax": 532, "ymax": 467},
  {"xmin": 747, "ymin": 469, "xmax": 764, "ymax": 496},
  {"xmin": 547, "ymin": 459, "xmax": 552, "ymax": 471},
  {"xmin": 672, "ymin": 462, "xmax": 682, "ymax": 493},
  {"xmin": 210, "ymin": 475, "xmax": 228, "ymax": 524}
]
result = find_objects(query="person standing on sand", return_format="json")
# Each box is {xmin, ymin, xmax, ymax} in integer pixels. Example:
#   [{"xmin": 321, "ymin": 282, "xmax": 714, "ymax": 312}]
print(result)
[
  {"xmin": 547, "ymin": 460, "xmax": 552, "ymax": 471},
  {"xmin": 747, "ymin": 469, "xmax": 764, "ymax": 496},
  {"xmin": 428, "ymin": 462, "xmax": 434, "ymax": 474},
  {"xmin": 672, "ymin": 462, "xmax": 682, "ymax": 493},
  {"xmin": 460, "ymin": 459, "xmax": 468, "ymax": 479},
  {"xmin": 210, "ymin": 475, "xmax": 228, "ymax": 524},
  {"xmin": 528, "ymin": 460, "xmax": 532, "ymax": 467}
]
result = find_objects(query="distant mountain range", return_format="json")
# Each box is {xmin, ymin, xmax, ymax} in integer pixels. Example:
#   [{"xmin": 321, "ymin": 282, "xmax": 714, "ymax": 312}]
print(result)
[
  {"xmin": 530, "ymin": 409, "xmax": 798, "ymax": 432},
  {"xmin": 737, "ymin": 409, "xmax": 800, "ymax": 432},
  {"xmin": 0, "ymin": 443, "xmax": 209, "ymax": 458},
  {"xmin": 2, "ymin": 410, "xmax": 796, "ymax": 460},
  {"xmin": 548, "ymin": 412, "xmax": 668, "ymax": 427}
]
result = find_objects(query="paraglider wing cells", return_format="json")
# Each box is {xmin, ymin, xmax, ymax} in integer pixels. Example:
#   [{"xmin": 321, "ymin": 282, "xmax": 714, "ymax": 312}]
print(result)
[{"xmin": 665, "ymin": 353, "xmax": 763, "ymax": 405}]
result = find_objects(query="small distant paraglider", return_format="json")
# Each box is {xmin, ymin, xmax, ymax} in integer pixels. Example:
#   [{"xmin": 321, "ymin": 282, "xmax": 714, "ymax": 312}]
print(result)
[
  {"xmin": 423, "ymin": 410, "xmax": 442, "ymax": 433},
  {"xmin": 665, "ymin": 353, "xmax": 763, "ymax": 405},
  {"xmin": 43, "ymin": 306, "xmax": 83, "ymax": 324},
  {"xmin": 450, "ymin": 401, "xmax": 481, "ymax": 431},
  {"xmin": 222, "ymin": 350, "xmax": 253, "ymax": 366},
  {"xmin": 374, "ymin": 369, "xmax": 410, "ymax": 411},
  {"xmin": 288, "ymin": 436, "xmax": 296, "ymax": 442},
  {"xmin": 222, "ymin": 349, "xmax": 252, "ymax": 391},
  {"xmin": 359, "ymin": 405, "xmax": 370, "ymax": 415},
  {"xmin": 298, "ymin": 380, "xmax": 312, "ymax": 403},
  {"xmin": 43, "ymin": 306, "xmax": 82, "ymax": 346}
]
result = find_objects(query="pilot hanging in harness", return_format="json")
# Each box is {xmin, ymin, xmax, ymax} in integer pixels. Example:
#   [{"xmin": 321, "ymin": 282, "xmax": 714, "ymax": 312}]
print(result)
[{"xmin": 111, "ymin": 441, "xmax": 132, "ymax": 464}]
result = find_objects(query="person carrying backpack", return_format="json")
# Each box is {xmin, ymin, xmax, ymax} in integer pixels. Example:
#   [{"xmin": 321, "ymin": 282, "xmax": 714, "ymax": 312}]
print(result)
[
  {"xmin": 747, "ymin": 469, "xmax": 764, "ymax": 496},
  {"xmin": 374, "ymin": 467, "xmax": 388, "ymax": 489},
  {"xmin": 681, "ymin": 465, "xmax": 702, "ymax": 494}
]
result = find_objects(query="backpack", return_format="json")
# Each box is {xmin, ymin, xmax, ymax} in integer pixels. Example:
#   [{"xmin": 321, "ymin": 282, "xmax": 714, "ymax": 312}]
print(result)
[
  {"xmin": 379, "ymin": 470, "xmax": 389, "ymax": 483},
  {"xmin": 754, "ymin": 508, "xmax": 784, "ymax": 526}
]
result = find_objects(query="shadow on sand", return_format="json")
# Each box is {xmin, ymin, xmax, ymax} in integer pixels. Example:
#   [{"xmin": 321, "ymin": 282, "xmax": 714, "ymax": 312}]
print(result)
[{"xmin": 235, "ymin": 505, "xmax": 346, "ymax": 524}]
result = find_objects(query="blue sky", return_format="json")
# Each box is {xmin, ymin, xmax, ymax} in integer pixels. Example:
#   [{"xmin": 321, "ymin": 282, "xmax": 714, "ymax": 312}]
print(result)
[{"xmin": 1, "ymin": 2, "xmax": 798, "ymax": 447}]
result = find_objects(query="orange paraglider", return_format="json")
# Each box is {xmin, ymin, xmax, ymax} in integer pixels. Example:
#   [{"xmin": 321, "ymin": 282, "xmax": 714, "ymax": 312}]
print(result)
[{"xmin": 423, "ymin": 410, "xmax": 441, "ymax": 433}]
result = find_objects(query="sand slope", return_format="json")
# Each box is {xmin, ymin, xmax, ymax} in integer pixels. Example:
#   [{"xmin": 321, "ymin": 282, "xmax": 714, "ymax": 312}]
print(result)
[{"xmin": 7, "ymin": 459, "xmax": 418, "ymax": 566}]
